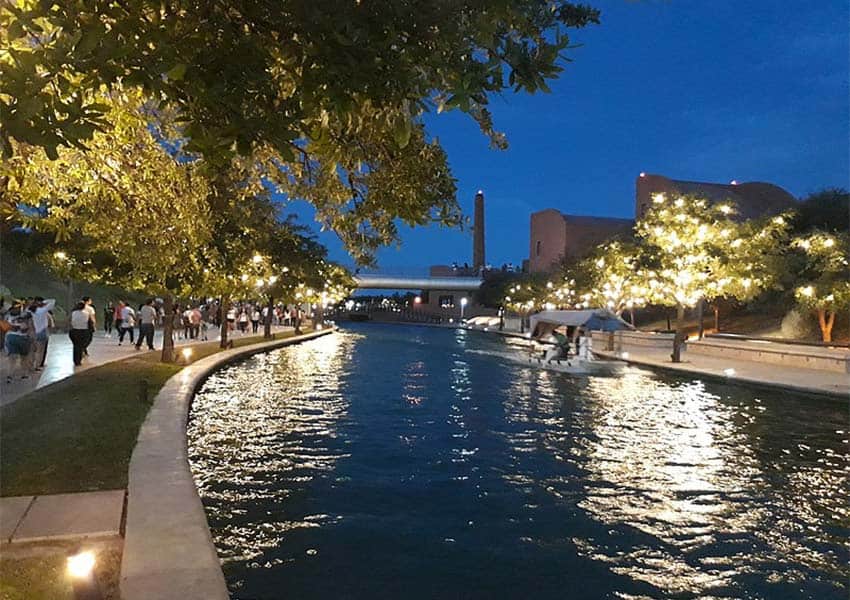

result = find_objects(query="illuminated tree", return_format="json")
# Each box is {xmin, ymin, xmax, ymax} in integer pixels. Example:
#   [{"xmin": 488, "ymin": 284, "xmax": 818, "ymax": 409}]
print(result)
[
  {"xmin": 1, "ymin": 1, "xmax": 600, "ymax": 264},
  {"xmin": 5, "ymin": 92, "xmax": 212, "ymax": 361},
  {"xmin": 580, "ymin": 241, "xmax": 647, "ymax": 320},
  {"xmin": 791, "ymin": 231, "xmax": 850, "ymax": 342},
  {"xmin": 636, "ymin": 194, "xmax": 787, "ymax": 362},
  {"xmin": 503, "ymin": 276, "xmax": 547, "ymax": 333}
]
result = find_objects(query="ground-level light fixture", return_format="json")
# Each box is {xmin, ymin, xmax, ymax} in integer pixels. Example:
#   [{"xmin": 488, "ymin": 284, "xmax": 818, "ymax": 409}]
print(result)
[
  {"xmin": 181, "ymin": 347, "xmax": 193, "ymax": 361},
  {"xmin": 68, "ymin": 550, "xmax": 102, "ymax": 600},
  {"xmin": 724, "ymin": 368, "xmax": 736, "ymax": 377}
]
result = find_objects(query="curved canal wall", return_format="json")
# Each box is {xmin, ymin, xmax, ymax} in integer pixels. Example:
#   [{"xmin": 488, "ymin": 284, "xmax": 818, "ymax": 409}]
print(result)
[{"xmin": 120, "ymin": 328, "xmax": 335, "ymax": 600}]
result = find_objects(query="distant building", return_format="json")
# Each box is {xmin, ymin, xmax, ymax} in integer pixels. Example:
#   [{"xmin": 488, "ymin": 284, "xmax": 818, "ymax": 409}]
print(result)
[
  {"xmin": 635, "ymin": 173, "xmax": 796, "ymax": 220},
  {"xmin": 529, "ymin": 210, "xmax": 633, "ymax": 273},
  {"xmin": 528, "ymin": 173, "xmax": 797, "ymax": 274}
]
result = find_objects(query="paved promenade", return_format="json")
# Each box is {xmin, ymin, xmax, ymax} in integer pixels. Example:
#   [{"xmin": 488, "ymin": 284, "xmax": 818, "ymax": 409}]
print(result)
[
  {"xmin": 593, "ymin": 346, "xmax": 849, "ymax": 399},
  {"xmin": 1, "ymin": 326, "xmax": 287, "ymax": 406}
]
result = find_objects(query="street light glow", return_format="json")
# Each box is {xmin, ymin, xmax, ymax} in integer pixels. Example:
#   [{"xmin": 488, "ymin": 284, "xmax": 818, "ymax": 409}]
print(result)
[{"xmin": 67, "ymin": 551, "xmax": 96, "ymax": 579}]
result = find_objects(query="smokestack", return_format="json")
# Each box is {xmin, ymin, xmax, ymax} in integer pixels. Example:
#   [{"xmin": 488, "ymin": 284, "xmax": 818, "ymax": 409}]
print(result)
[{"xmin": 473, "ymin": 189, "xmax": 485, "ymax": 271}]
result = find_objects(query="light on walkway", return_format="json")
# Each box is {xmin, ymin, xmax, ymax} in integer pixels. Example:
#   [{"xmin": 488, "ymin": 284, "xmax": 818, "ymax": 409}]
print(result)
[
  {"xmin": 67, "ymin": 551, "xmax": 95, "ymax": 579},
  {"xmin": 621, "ymin": 351, "xmax": 629, "ymax": 359},
  {"xmin": 181, "ymin": 348, "xmax": 193, "ymax": 361},
  {"xmin": 724, "ymin": 368, "xmax": 736, "ymax": 377}
]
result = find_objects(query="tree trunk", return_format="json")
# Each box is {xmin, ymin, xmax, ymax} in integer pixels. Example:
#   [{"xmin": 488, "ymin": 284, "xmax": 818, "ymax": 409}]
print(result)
[
  {"xmin": 294, "ymin": 306, "xmax": 302, "ymax": 335},
  {"xmin": 714, "ymin": 305, "xmax": 719, "ymax": 333},
  {"xmin": 697, "ymin": 298, "xmax": 705, "ymax": 340},
  {"xmin": 818, "ymin": 309, "xmax": 835, "ymax": 343},
  {"xmin": 671, "ymin": 303, "xmax": 685, "ymax": 363},
  {"xmin": 629, "ymin": 307, "xmax": 635, "ymax": 327},
  {"xmin": 264, "ymin": 295, "xmax": 274, "ymax": 339},
  {"xmin": 161, "ymin": 294, "xmax": 175, "ymax": 363},
  {"xmin": 219, "ymin": 295, "xmax": 229, "ymax": 348},
  {"xmin": 666, "ymin": 312, "xmax": 671, "ymax": 332},
  {"xmin": 520, "ymin": 311, "xmax": 525, "ymax": 334}
]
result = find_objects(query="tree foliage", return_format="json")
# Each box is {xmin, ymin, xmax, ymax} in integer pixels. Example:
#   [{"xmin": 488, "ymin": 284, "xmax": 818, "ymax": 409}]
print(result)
[{"xmin": 791, "ymin": 231, "xmax": 850, "ymax": 342}]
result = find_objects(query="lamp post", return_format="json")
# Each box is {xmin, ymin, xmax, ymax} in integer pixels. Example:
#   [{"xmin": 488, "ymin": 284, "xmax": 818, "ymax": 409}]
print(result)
[{"xmin": 460, "ymin": 297, "xmax": 468, "ymax": 323}]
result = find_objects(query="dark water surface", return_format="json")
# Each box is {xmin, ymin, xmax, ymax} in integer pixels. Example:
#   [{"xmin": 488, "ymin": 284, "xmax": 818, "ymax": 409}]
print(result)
[{"xmin": 188, "ymin": 324, "xmax": 848, "ymax": 599}]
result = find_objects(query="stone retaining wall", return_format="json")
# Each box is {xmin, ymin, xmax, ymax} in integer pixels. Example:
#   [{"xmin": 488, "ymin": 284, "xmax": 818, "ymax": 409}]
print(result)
[
  {"xmin": 688, "ymin": 338, "xmax": 850, "ymax": 374},
  {"xmin": 120, "ymin": 328, "xmax": 335, "ymax": 600},
  {"xmin": 591, "ymin": 329, "xmax": 850, "ymax": 374}
]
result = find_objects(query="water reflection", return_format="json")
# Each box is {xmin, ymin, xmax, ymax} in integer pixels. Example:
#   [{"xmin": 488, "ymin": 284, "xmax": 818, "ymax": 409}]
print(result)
[{"xmin": 189, "ymin": 325, "xmax": 848, "ymax": 600}]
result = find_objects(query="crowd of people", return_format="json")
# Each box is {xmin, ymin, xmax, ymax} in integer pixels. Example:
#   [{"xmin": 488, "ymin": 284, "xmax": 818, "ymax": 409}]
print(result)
[{"xmin": 1, "ymin": 294, "xmax": 310, "ymax": 383}]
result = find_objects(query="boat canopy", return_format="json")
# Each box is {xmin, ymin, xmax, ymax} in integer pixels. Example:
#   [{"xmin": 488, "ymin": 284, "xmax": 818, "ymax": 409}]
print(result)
[{"xmin": 529, "ymin": 309, "xmax": 633, "ymax": 337}]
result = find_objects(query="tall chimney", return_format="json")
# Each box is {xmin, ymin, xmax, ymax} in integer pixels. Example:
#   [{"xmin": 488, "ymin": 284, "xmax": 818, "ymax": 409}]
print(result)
[{"xmin": 473, "ymin": 189, "xmax": 485, "ymax": 271}]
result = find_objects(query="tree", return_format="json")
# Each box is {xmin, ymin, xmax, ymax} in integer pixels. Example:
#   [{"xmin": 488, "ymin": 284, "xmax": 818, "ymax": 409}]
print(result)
[
  {"xmin": 791, "ymin": 231, "xmax": 850, "ymax": 342},
  {"xmin": 503, "ymin": 275, "xmax": 547, "ymax": 333},
  {"xmin": 792, "ymin": 189, "xmax": 850, "ymax": 235},
  {"xmin": 2, "ymin": 1, "xmax": 600, "ymax": 263},
  {"xmin": 577, "ymin": 241, "xmax": 647, "ymax": 320},
  {"xmin": 635, "ymin": 194, "xmax": 787, "ymax": 362},
  {"xmin": 5, "ymin": 91, "xmax": 212, "ymax": 361}
]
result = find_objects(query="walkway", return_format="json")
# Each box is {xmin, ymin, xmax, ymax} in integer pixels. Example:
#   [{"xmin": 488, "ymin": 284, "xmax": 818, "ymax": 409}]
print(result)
[
  {"xmin": 593, "ymin": 346, "xmax": 849, "ymax": 399},
  {"xmin": 1, "ymin": 325, "xmax": 291, "ymax": 406}
]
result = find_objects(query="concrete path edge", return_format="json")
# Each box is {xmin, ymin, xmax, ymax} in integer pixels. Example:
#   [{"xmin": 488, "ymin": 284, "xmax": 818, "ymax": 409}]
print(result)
[
  {"xmin": 120, "ymin": 328, "xmax": 335, "ymax": 600},
  {"xmin": 592, "ymin": 349, "xmax": 848, "ymax": 401}
]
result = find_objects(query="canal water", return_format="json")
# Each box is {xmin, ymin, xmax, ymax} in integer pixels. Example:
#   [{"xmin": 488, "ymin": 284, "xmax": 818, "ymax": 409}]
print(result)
[{"xmin": 188, "ymin": 324, "xmax": 848, "ymax": 599}]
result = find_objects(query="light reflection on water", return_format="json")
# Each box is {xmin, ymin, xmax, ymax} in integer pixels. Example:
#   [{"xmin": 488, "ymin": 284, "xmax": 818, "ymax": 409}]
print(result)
[{"xmin": 188, "ymin": 324, "xmax": 848, "ymax": 599}]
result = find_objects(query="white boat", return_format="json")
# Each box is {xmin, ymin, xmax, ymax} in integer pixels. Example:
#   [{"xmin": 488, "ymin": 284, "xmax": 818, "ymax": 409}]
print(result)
[{"xmin": 521, "ymin": 309, "xmax": 633, "ymax": 374}]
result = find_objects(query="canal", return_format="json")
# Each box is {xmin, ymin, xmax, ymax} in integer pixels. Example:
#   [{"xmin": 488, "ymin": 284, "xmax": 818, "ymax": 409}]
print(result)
[{"xmin": 188, "ymin": 323, "xmax": 848, "ymax": 599}]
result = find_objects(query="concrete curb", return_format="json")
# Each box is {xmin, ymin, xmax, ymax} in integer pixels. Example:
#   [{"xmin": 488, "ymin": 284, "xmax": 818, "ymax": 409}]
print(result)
[{"xmin": 120, "ymin": 328, "xmax": 335, "ymax": 600}]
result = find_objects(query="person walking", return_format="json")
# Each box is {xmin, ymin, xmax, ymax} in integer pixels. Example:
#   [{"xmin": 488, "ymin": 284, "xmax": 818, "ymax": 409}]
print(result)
[
  {"xmin": 103, "ymin": 302, "xmax": 114, "ymax": 336},
  {"xmin": 135, "ymin": 298, "xmax": 157, "ymax": 351},
  {"xmin": 81, "ymin": 296, "xmax": 96, "ymax": 356},
  {"xmin": 69, "ymin": 301, "xmax": 92, "ymax": 366},
  {"xmin": 238, "ymin": 308, "xmax": 249, "ymax": 334},
  {"xmin": 113, "ymin": 301, "xmax": 124, "ymax": 334},
  {"xmin": 251, "ymin": 307, "xmax": 261, "ymax": 334},
  {"xmin": 190, "ymin": 306, "xmax": 202, "ymax": 340},
  {"xmin": 118, "ymin": 303, "xmax": 135, "ymax": 345},
  {"xmin": 28, "ymin": 297, "xmax": 55, "ymax": 371}
]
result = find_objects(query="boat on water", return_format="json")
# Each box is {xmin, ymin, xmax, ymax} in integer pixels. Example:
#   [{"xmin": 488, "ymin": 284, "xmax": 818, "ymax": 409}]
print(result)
[{"xmin": 518, "ymin": 309, "xmax": 632, "ymax": 374}]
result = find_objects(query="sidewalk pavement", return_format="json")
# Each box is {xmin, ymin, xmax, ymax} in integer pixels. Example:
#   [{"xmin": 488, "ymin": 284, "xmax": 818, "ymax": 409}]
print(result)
[
  {"xmin": 1, "ymin": 490, "xmax": 124, "ymax": 545},
  {"xmin": 593, "ymin": 346, "xmax": 849, "ymax": 399},
  {"xmin": 1, "ymin": 325, "xmax": 292, "ymax": 407}
]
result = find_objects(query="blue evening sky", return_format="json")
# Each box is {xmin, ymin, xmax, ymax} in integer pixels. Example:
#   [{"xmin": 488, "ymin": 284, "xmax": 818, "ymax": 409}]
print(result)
[{"xmin": 285, "ymin": 0, "xmax": 849, "ymax": 270}]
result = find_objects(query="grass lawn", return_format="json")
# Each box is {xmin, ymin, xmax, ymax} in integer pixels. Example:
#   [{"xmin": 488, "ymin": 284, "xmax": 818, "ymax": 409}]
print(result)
[
  {"xmin": 0, "ymin": 330, "xmax": 297, "ymax": 497},
  {"xmin": 0, "ymin": 540, "xmax": 121, "ymax": 600}
]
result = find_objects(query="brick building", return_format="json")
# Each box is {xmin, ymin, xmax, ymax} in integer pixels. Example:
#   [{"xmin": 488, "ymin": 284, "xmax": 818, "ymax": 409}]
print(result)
[
  {"xmin": 635, "ymin": 173, "xmax": 796, "ymax": 220},
  {"xmin": 529, "ymin": 173, "xmax": 797, "ymax": 274},
  {"xmin": 529, "ymin": 210, "xmax": 634, "ymax": 273}
]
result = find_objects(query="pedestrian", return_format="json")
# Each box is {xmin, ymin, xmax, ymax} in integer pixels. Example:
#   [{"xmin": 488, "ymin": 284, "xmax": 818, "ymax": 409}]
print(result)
[
  {"xmin": 118, "ymin": 303, "xmax": 135, "ymax": 345},
  {"xmin": 2, "ymin": 303, "xmax": 35, "ymax": 382},
  {"xmin": 68, "ymin": 301, "xmax": 92, "ymax": 366},
  {"xmin": 238, "ymin": 308, "xmax": 249, "ymax": 333},
  {"xmin": 28, "ymin": 297, "xmax": 55, "ymax": 371},
  {"xmin": 226, "ymin": 306, "xmax": 236, "ymax": 331},
  {"xmin": 103, "ymin": 301, "xmax": 114, "ymax": 336},
  {"xmin": 81, "ymin": 296, "xmax": 96, "ymax": 356},
  {"xmin": 135, "ymin": 298, "xmax": 156, "ymax": 351},
  {"xmin": 113, "ymin": 301, "xmax": 124, "ymax": 335},
  {"xmin": 190, "ymin": 306, "xmax": 202, "ymax": 340},
  {"xmin": 251, "ymin": 307, "xmax": 261, "ymax": 334}
]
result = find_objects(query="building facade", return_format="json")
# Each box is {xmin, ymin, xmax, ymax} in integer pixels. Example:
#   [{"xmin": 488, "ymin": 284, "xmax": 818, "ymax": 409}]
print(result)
[
  {"xmin": 529, "ymin": 174, "xmax": 797, "ymax": 274},
  {"xmin": 635, "ymin": 173, "xmax": 796, "ymax": 220},
  {"xmin": 529, "ymin": 210, "xmax": 634, "ymax": 273}
]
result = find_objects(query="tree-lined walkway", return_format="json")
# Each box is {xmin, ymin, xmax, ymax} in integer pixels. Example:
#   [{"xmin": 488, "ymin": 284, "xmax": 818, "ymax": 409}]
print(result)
[{"xmin": 1, "ymin": 326, "xmax": 293, "ymax": 407}]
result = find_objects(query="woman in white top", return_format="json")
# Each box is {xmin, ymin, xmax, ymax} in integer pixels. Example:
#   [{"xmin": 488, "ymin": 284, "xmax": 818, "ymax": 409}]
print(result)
[
  {"xmin": 251, "ymin": 308, "xmax": 261, "ymax": 334},
  {"xmin": 118, "ymin": 304, "xmax": 135, "ymax": 345},
  {"xmin": 69, "ymin": 301, "xmax": 92, "ymax": 365}
]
